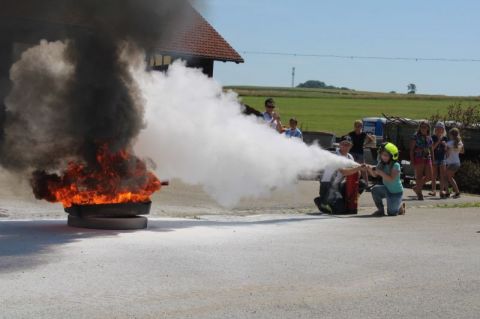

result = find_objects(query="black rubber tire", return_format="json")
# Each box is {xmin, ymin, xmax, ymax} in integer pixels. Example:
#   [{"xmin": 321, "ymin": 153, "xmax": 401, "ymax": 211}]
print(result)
[
  {"xmin": 67, "ymin": 215, "xmax": 148, "ymax": 230},
  {"xmin": 65, "ymin": 201, "xmax": 151, "ymax": 217}
]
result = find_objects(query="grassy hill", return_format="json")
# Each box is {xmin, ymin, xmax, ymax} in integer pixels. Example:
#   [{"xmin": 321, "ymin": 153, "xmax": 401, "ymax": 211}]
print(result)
[{"xmin": 225, "ymin": 86, "xmax": 480, "ymax": 135}]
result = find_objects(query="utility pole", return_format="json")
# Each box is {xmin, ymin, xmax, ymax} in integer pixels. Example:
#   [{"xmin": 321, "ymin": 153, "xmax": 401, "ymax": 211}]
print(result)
[{"xmin": 291, "ymin": 67, "xmax": 296, "ymax": 88}]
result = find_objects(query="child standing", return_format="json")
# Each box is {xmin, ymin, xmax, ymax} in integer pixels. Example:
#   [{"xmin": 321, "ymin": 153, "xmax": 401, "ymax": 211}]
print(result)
[
  {"xmin": 284, "ymin": 118, "xmax": 303, "ymax": 139},
  {"xmin": 410, "ymin": 121, "xmax": 433, "ymax": 200},
  {"xmin": 445, "ymin": 128, "xmax": 464, "ymax": 198},
  {"xmin": 430, "ymin": 122, "xmax": 448, "ymax": 198}
]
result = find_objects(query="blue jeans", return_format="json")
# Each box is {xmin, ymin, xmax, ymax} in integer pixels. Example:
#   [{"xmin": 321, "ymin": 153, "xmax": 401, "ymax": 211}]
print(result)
[{"xmin": 371, "ymin": 185, "xmax": 403, "ymax": 216}]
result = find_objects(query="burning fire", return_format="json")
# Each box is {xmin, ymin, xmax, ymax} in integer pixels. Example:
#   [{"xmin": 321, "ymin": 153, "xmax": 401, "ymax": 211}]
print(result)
[{"xmin": 31, "ymin": 145, "xmax": 161, "ymax": 207}]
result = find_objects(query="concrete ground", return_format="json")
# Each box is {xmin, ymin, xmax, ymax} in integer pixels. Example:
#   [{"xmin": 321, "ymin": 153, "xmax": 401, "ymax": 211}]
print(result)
[
  {"xmin": 1, "ymin": 179, "xmax": 479, "ymax": 219},
  {"xmin": 1, "ymin": 180, "xmax": 479, "ymax": 318}
]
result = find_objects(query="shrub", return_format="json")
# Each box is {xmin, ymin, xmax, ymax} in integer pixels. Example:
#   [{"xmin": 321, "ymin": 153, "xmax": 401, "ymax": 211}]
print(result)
[
  {"xmin": 430, "ymin": 102, "xmax": 480, "ymax": 129},
  {"xmin": 455, "ymin": 161, "xmax": 480, "ymax": 194}
]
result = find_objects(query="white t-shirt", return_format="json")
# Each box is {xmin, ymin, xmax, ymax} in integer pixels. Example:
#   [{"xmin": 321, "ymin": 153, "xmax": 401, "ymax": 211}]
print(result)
[
  {"xmin": 263, "ymin": 112, "xmax": 279, "ymax": 130},
  {"xmin": 445, "ymin": 140, "xmax": 463, "ymax": 165},
  {"xmin": 321, "ymin": 150, "xmax": 354, "ymax": 184}
]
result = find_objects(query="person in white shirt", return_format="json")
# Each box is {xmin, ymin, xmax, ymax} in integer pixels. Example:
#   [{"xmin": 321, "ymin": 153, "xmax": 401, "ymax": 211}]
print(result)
[
  {"xmin": 263, "ymin": 98, "xmax": 283, "ymax": 133},
  {"xmin": 314, "ymin": 136, "xmax": 364, "ymax": 214},
  {"xmin": 445, "ymin": 128, "xmax": 464, "ymax": 198}
]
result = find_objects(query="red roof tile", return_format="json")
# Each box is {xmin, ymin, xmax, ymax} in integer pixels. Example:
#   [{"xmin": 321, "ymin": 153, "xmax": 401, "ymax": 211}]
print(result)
[
  {"xmin": 157, "ymin": 8, "xmax": 243, "ymax": 63},
  {"xmin": 1, "ymin": 3, "xmax": 243, "ymax": 64}
]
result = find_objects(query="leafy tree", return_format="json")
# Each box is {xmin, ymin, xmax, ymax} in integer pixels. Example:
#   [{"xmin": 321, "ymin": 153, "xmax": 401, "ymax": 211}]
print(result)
[
  {"xmin": 297, "ymin": 80, "xmax": 327, "ymax": 88},
  {"xmin": 430, "ymin": 103, "xmax": 480, "ymax": 129},
  {"xmin": 407, "ymin": 83, "xmax": 417, "ymax": 94},
  {"xmin": 297, "ymin": 80, "xmax": 350, "ymax": 90}
]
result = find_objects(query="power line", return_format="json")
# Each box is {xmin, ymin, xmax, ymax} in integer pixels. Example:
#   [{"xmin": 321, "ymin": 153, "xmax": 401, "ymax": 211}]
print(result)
[{"xmin": 240, "ymin": 50, "xmax": 480, "ymax": 63}]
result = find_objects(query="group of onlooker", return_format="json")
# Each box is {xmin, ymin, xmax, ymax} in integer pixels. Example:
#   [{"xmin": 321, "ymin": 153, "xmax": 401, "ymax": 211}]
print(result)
[
  {"xmin": 346, "ymin": 119, "xmax": 464, "ymax": 201},
  {"xmin": 261, "ymin": 98, "xmax": 464, "ymax": 215},
  {"xmin": 262, "ymin": 98, "xmax": 303, "ymax": 139},
  {"xmin": 315, "ymin": 118, "xmax": 465, "ymax": 216},
  {"xmin": 410, "ymin": 121, "xmax": 464, "ymax": 200}
]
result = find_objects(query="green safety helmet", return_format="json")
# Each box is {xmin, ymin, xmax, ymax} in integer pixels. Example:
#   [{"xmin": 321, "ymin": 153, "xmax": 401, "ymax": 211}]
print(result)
[{"xmin": 379, "ymin": 142, "xmax": 399, "ymax": 161}]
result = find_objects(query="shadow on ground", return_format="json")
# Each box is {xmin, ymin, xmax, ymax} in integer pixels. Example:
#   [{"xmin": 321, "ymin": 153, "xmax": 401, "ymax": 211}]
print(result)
[
  {"xmin": 0, "ymin": 220, "xmax": 122, "ymax": 272},
  {"xmin": 0, "ymin": 215, "xmax": 326, "ymax": 273}
]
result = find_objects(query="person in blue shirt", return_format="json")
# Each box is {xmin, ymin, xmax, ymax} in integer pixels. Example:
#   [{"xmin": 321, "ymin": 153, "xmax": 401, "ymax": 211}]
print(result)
[
  {"xmin": 284, "ymin": 118, "xmax": 303, "ymax": 139},
  {"xmin": 364, "ymin": 143, "xmax": 405, "ymax": 216}
]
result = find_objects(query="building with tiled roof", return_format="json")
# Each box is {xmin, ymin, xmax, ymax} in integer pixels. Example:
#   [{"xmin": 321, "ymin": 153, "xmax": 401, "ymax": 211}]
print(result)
[
  {"xmin": 0, "ymin": 2, "xmax": 243, "ymax": 82},
  {"xmin": 149, "ymin": 6, "xmax": 243, "ymax": 76}
]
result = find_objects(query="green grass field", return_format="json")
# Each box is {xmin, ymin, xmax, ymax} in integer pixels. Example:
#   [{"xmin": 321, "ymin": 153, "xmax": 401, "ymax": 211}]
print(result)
[{"xmin": 226, "ymin": 86, "xmax": 480, "ymax": 135}]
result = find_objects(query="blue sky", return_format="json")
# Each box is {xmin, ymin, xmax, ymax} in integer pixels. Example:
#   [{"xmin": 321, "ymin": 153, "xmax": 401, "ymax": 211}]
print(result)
[{"xmin": 196, "ymin": 0, "xmax": 480, "ymax": 96}]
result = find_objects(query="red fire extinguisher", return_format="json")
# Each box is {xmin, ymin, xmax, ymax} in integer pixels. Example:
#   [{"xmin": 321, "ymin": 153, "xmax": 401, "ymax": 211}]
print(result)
[{"xmin": 345, "ymin": 173, "xmax": 359, "ymax": 214}]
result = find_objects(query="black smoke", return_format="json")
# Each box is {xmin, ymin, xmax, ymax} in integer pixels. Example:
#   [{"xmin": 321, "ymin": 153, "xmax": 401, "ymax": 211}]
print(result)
[{"xmin": 0, "ymin": 0, "xmax": 191, "ymax": 199}]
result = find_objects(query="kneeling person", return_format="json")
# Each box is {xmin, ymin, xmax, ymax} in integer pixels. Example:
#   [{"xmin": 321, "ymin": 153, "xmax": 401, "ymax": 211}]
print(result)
[
  {"xmin": 314, "ymin": 136, "xmax": 364, "ymax": 214},
  {"xmin": 365, "ymin": 143, "xmax": 405, "ymax": 216}
]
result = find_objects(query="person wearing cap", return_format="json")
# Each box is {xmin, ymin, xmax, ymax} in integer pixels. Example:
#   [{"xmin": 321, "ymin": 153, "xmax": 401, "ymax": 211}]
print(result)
[
  {"xmin": 430, "ymin": 122, "xmax": 448, "ymax": 198},
  {"xmin": 284, "ymin": 118, "xmax": 303, "ymax": 139},
  {"xmin": 314, "ymin": 136, "xmax": 364, "ymax": 214},
  {"xmin": 365, "ymin": 142, "xmax": 405, "ymax": 216},
  {"xmin": 263, "ymin": 98, "xmax": 283, "ymax": 133}
]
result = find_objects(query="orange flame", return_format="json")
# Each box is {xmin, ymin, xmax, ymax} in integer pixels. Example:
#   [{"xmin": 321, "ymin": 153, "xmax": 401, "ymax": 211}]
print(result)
[{"xmin": 32, "ymin": 145, "xmax": 161, "ymax": 208}]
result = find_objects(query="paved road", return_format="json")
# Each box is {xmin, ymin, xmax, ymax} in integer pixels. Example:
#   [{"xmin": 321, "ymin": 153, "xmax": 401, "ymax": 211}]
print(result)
[
  {"xmin": 1, "ymin": 179, "xmax": 479, "ymax": 219},
  {"xmin": 1, "ymin": 208, "xmax": 479, "ymax": 318}
]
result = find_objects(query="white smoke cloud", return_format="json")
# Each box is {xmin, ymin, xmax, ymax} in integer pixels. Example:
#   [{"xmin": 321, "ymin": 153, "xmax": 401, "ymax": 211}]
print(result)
[
  {"xmin": 134, "ymin": 61, "xmax": 355, "ymax": 207},
  {"xmin": 4, "ymin": 40, "xmax": 76, "ymax": 169}
]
